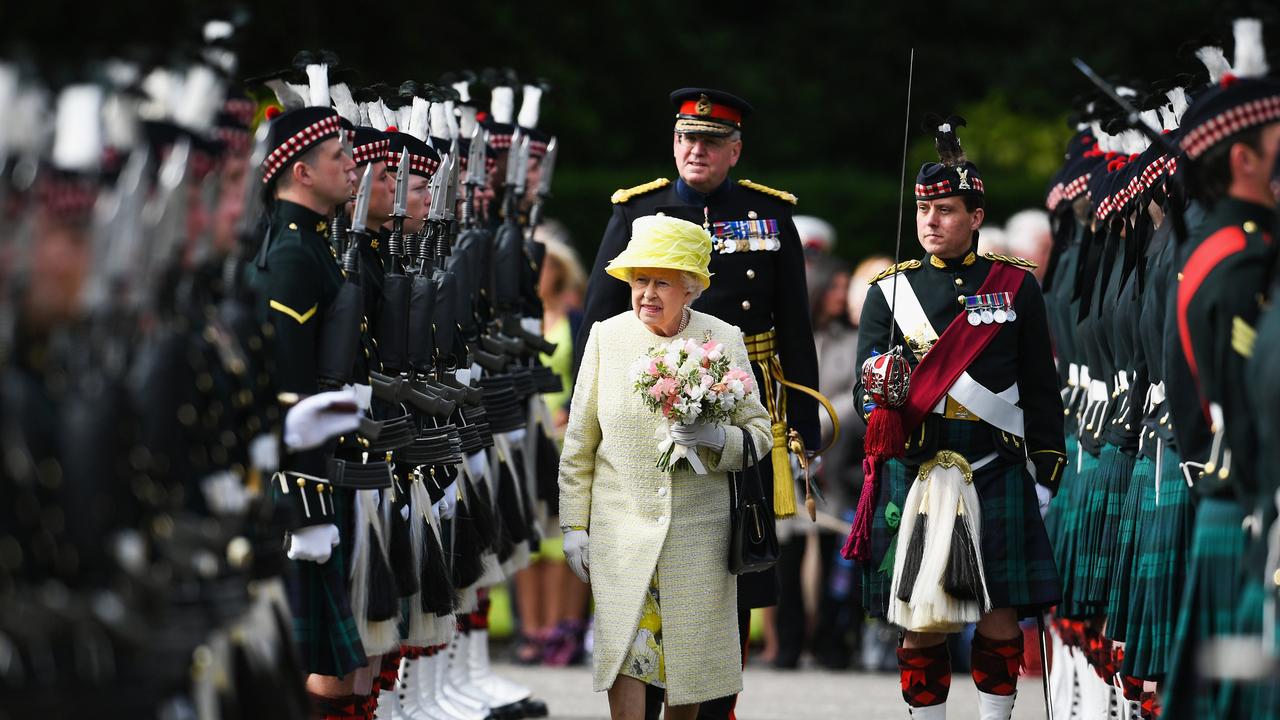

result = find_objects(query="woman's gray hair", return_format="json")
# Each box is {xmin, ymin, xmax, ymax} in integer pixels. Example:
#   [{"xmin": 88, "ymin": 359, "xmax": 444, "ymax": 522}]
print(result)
[{"xmin": 679, "ymin": 271, "xmax": 704, "ymax": 303}]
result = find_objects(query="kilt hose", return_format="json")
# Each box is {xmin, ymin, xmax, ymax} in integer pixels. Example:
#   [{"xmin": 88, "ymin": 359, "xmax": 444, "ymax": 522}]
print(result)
[
  {"xmin": 859, "ymin": 421, "xmax": 1061, "ymax": 622},
  {"xmin": 1121, "ymin": 444, "xmax": 1193, "ymax": 680},
  {"xmin": 1161, "ymin": 497, "xmax": 1246, "ymax": 720},
  {"xmin": 286, "ymin": 487, "xmax": 368, "ymax": 677}
]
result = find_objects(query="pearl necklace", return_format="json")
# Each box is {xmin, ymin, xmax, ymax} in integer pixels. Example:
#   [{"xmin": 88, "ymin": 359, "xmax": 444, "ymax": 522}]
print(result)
[{"xmin": 677, "ymin": 307, "xmax": 690, "ymax": 334}]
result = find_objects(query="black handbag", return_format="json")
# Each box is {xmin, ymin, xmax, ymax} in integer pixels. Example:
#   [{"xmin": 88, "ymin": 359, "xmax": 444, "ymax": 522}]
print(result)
[{"xmin": 729, "ymin": 426, "xmax": 779, "ymax": 575}]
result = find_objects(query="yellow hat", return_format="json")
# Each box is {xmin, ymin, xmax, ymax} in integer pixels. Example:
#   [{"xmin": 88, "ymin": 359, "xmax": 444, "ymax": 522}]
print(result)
[{"xmin": 605, "ymin": 215, "xmax": 713, "ymax": 290}]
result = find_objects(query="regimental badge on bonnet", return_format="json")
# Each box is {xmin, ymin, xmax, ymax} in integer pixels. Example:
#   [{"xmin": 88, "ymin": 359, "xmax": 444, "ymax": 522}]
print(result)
[
  {"xmin": 696, "ymin": 94, "xmax": 712, "ymax": 116},
  {"xmin": 914, "ymin": 113, "xmax": 985, "ymax": 201}
]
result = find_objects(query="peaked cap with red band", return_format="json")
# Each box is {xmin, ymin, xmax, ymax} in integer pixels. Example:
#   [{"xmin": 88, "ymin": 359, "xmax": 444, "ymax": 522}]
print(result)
[{"xmin": 670, "ymin": 87, "xmax": 753, "ymax": 137}]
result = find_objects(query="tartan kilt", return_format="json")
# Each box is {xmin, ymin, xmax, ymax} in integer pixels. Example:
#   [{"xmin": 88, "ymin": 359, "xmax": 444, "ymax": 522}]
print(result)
[
  {"xmin": 1161, "ymin": 497, "xmax": 1247, "ymax": 719},
  {"xmin": 1070, "ymin": 443, "xmax": 1124, "ymax": 613},
  {"xmin": 1042, "ymin": 434, "xmax": 1078, "ymax": 544},
  {"xmin": 859, "ymin": 422, "xmax": 1062, "ymax": 621},
  {"xmin": 285, "ymin": 487, "xmax": 368, "ymax": 677},
  {"xmin": 1104, "ymin": 454, "xmax": 1154, "ymax": 641},
  {"xmin": 1052, "ymin": 445, "xmax": 1101, "ymax": 619},
  {"xmin": 1122, "ymin": 444, "xmax": 1192, "ymax": 680}
]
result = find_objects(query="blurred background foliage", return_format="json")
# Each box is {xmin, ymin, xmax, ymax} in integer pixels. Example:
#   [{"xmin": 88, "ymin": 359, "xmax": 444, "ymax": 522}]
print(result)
[{"xmin": 2, "ymin": 0, "xmax": 1262, "ymax": 262}]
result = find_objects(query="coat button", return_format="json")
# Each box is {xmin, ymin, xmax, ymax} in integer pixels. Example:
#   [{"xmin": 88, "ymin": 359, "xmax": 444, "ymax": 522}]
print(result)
[
  {"xmin": 741, "ymin": 300, "xmax": 751, "ymax": 311},
  {"xmin": 748, "ymin": 210, "xmax": 758, "ymax": 220},
  {"xmin": 957, "ymin": 295, "xmax": 966, "ymax": 305},
  {"xmin": 954, "ymin": 277, "xmax": 964, "ymax": 286},
  {"xmin": 746, "ymin": 269, "xmax": 756, "ymax": 279},
  {"xmin": 657, "ymin": 487, "xmax": 667, "ymax": 497}
]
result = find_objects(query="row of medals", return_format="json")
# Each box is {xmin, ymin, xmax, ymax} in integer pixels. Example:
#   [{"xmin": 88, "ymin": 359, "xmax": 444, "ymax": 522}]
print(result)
[{"xmin": 965, "ymin": 293, "xmax": 1017, "ymax": 326}]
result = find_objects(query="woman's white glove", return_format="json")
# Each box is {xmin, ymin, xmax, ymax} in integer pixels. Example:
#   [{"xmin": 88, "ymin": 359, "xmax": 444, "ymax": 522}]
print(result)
[
  {"xmin": 286, "ymin": 524, "xmax": 340, "ymax": 563},
  {"xmin": 563, "ymin": 529, "xmax": 590, "ymax": 583},
  {"xmin": 670, "ymin": 422, "xmax": 726, "ymax": 451},
  {"xmin": 283, "ymin": 391, "xmax": 362, "ymax": 451}
]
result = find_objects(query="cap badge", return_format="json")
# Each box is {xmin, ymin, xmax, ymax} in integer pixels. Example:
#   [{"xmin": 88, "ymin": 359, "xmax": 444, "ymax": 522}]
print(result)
[
  {"xmin": 956, "ymin": 167, "xmax": 971, "ymax": 190},
  {"xmin": 696, "ymin": 94, "xmax": 712, "ymax": 116}
]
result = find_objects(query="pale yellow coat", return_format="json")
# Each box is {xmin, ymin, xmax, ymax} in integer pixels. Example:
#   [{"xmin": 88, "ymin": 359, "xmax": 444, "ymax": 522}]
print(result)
[{"xmin": 559, "ymin": 309, "xmax": 772, "ymax": 705}]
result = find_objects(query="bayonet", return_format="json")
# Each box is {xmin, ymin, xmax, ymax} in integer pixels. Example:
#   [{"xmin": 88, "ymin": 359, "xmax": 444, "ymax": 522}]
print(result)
[
  {"xmin": 464, "ymin": 125, "xmax": 488, "ymax": 187},
  {"xmin": 391, "ymin": 150, "xmax": 411, "ymax": 221},
  {"xmin": 349, "ymin": 162, "xmax": 374, "ymax": 237},
  {"xmin": 528, "ymin": 136, "xmax": 557, "ymax": 233},
  {"xmin": 504, "ymin": 128, "xmax": 525, "ymax": 191}
]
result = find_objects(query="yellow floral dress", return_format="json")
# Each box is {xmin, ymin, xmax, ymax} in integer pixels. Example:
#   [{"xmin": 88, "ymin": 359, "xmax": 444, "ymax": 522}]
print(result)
[{"xmin": 620, "ymin": 570, "xmax": 666, "ymax": 687}]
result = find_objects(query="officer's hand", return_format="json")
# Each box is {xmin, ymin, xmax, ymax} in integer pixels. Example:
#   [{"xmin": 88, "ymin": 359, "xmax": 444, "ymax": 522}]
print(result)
[
  {"xmin": 286, "ymin": 524, "xmax": 341, "ymax": 564},
  {"xmin": 671, "ymin": 422, "xmax": 726, "ymax": 451},
  {"xmin": 563, "ymin": 529, "xmax": 590, "ymax": 583},
  {"xmin": 283, "ymin": 391, "xmax": 362, "ymax": 451}
]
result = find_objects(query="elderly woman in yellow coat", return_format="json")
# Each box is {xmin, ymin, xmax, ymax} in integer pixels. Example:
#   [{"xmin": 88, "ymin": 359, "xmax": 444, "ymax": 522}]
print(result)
[{"xmin": 559, "ymin": 215, "xmax": 772, "ymax": 720}]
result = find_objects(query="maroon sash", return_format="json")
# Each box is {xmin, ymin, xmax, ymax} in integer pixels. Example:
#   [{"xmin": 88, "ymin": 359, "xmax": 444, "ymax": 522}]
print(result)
[{"xmin": 899, "ymin": 262, "xmax": 1027, "ymax": 433}]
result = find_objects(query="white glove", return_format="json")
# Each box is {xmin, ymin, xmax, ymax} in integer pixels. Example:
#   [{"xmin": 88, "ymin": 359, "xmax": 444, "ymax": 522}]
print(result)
[
  {"xmin": 283, "ymin": 391, "xmax": 362, "ymax": 451},
  {"xmin": 465, "ymin": 450, "xmax": 488, "ymax": 480},
  {"xmin": 434, "ymin": 481, "xmax": 459, "ymax": 521},
  {"xmin": 670, "ymin": 422, "xmax": 726, "ymax": 451},
  {"xmin": 286, "ymin": 524, "xmax": 340, "ymax": 564},
  {"xmin": 1035, "ymin": 483, "xmax": 1053, "ymax": 519},
  {"xmin": 563, "ymin": 529, "xmax": 590, "ymax": 583},
  {"xmin": 200, "ymin": 470, "xmax": 250, "ymax": 516}
]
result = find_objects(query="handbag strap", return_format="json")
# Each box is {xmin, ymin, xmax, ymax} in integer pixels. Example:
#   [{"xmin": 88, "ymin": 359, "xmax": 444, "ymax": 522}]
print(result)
[{"xmin": 733, "ymin": 427, "xmax": 766, "ymax": 506}]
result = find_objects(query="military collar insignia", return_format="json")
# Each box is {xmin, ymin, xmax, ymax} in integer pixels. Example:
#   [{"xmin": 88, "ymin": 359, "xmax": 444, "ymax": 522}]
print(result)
[{"xmin": 929, "ymin": 251, "xmax": 977, "ymax": 269}]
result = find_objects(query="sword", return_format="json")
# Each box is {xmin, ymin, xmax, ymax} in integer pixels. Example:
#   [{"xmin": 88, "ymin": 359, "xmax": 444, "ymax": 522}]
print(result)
[{"xmin": 1038, "ymin": 613, "xmax": 1055, "ymax": 720}]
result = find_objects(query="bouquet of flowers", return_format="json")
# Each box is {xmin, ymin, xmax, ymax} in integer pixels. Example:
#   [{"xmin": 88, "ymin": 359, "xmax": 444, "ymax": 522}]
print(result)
[{"xmin": 630, "ymin": 337, "xmax": 757, "ymax": 473}]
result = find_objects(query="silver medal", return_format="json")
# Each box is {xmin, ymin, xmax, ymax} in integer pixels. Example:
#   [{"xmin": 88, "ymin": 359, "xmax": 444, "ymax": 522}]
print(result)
[
  {"xmin": 1006, "ymin": 308, "xmax": 1017, "ymax": 321},
  {"xmin": 967, "ymin": 311, "xmax": 982, "ymax": 326},
  {"xmin": 981, "ymin": 309, "xmax": 994, "ymax": 324},
  {"xmin": 994, "ymin": 308, "xmax": 1008, "ymax": 324}
]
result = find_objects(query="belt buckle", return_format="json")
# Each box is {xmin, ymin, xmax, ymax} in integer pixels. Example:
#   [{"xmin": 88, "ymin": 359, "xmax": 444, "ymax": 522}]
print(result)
[{"xmin": 917, "ymin": 450, "xmax": 974, "ymax": 484}]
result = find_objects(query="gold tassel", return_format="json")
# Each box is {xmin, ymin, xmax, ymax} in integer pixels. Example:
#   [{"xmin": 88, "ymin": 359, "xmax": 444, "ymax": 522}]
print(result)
[{"xmin": 772, "ymin": 422, "xmax": 796, "ymax": 518}]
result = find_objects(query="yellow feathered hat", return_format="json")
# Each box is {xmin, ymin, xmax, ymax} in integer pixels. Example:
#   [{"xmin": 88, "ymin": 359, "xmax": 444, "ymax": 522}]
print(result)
[{"xmin": 605, "ymin": 215, "xmax": 713, "ymax": 290}]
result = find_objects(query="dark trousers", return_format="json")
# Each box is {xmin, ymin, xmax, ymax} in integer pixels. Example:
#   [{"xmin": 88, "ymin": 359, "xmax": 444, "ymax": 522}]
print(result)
[
  {"xmin": 644, "ymin": 607, "xmax": 751, "ymax": 720},
  {"xmin": 775, "ymin": 530, "xmax": 861, "ymax": 669}
]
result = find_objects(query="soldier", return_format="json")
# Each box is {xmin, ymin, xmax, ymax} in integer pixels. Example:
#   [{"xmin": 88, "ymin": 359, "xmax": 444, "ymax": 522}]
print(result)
[
  {"xmin": 575, "ymin": 86, "xmax": 821, "ymax": 720},
  {"xmin": 849, "ymin": 116, "xmax": 1064, "ymax": 720},
  {"xmin": 1163, "ymin": 19, "xmax": 1280, "ymax": 717}
]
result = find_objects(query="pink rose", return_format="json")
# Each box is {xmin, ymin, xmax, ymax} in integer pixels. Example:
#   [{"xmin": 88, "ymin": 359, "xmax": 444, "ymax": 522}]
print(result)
[{"xmin": 647, "ymin": 359, "xmax": 660, "ymax": 376}]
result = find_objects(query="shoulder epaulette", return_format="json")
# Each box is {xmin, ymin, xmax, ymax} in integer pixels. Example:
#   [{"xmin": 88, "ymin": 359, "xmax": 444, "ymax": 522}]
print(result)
[
  {"xmin": 737, "ymin": 179, "xmax": 798, "ymax": 205},
  {"xmin": 869, "ymin": 259, "xmax": 922, "ymax": 284},
  {"xmin": 611, "ymin": 178, "xmax": 671, "ymax": 204},
  {"xmin": 982, "ymin": 252, "xmax": 1039, "ymax": 270}
]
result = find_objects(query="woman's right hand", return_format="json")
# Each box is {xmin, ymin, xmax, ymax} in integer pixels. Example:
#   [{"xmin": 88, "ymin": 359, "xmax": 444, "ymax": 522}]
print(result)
[{"xmin": 564, "ymin": 529, "xmax": 590, "ymax": 583}]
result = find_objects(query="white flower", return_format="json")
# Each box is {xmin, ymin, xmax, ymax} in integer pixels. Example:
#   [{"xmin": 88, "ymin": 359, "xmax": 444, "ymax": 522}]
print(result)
[{"xmin": 707, "ymin": 348, "xmax": 722, "ymax": 362}]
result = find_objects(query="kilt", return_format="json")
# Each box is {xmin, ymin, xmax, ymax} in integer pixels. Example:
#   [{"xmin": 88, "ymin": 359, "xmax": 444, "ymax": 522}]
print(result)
[
  {"xmin": 1104, "ymin": 454, "xmax": 1154, "ymax": 641},
  {"xmin": 858, "ymin": 421, "xmax": 1062, "ymax": 621},
  {"xmin": 285, "ymin": 488, "xmax": 368, "ymax": 677},
  {"xmin": 1069, "ymin": 443, "xmax": 1127, "ymax": 613},
  {"xmin": 1161, "ymin": 497, "xmax": 1246, "ymax": 720},
  {"xmin": 1122, "ymin": 444, "xmax": 1192, "ymax": 680},
  {"xmin": 1052, "ymin": 444, "xmax": 1101, "ymax": 619},
  {"xmin": 1042, "ymin": 434, "xmax": 1078, "ymax": 544}
]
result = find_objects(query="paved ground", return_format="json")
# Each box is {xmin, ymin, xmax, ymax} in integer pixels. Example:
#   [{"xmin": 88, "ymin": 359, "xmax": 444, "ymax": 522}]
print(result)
[{"xmin": 492, "ymin": 662, "xmax": 1048, "ymax": 720}]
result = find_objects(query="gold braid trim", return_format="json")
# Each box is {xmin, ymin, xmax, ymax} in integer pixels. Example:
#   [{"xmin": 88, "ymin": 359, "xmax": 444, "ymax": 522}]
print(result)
[
  {"xmin": 737, "ymin": 179, "xmax": 798, "ymax": 205},
  {"xmin": 611, "ymin": 177, "xmax": 671, "ymax": 204},
  {"xmin": 982, "ymin": 252, "xmax": 1039, "ymax": 269},
  {"xmin": 868, "ymin": 259, "xmax": 922, "ymax": 285}
]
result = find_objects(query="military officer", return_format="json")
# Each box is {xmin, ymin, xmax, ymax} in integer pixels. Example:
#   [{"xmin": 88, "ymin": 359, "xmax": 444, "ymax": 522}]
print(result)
[
  {"xmin": 575, "ymin": 87, "xmax": 820, "ymax": 720},
  {"xmin": 1163, "ymin": 46, "xmax": 1280, "ymax": 718},
  {"xmin": 851, "ymin": 116, "xmax": 1064, "ymax": 720}
]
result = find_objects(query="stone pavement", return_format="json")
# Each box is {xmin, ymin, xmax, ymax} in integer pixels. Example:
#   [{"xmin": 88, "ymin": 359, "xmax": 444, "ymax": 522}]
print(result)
[{"xmin": 492, "ymin": 662, "xmax": 1048, "ymax": 720}]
